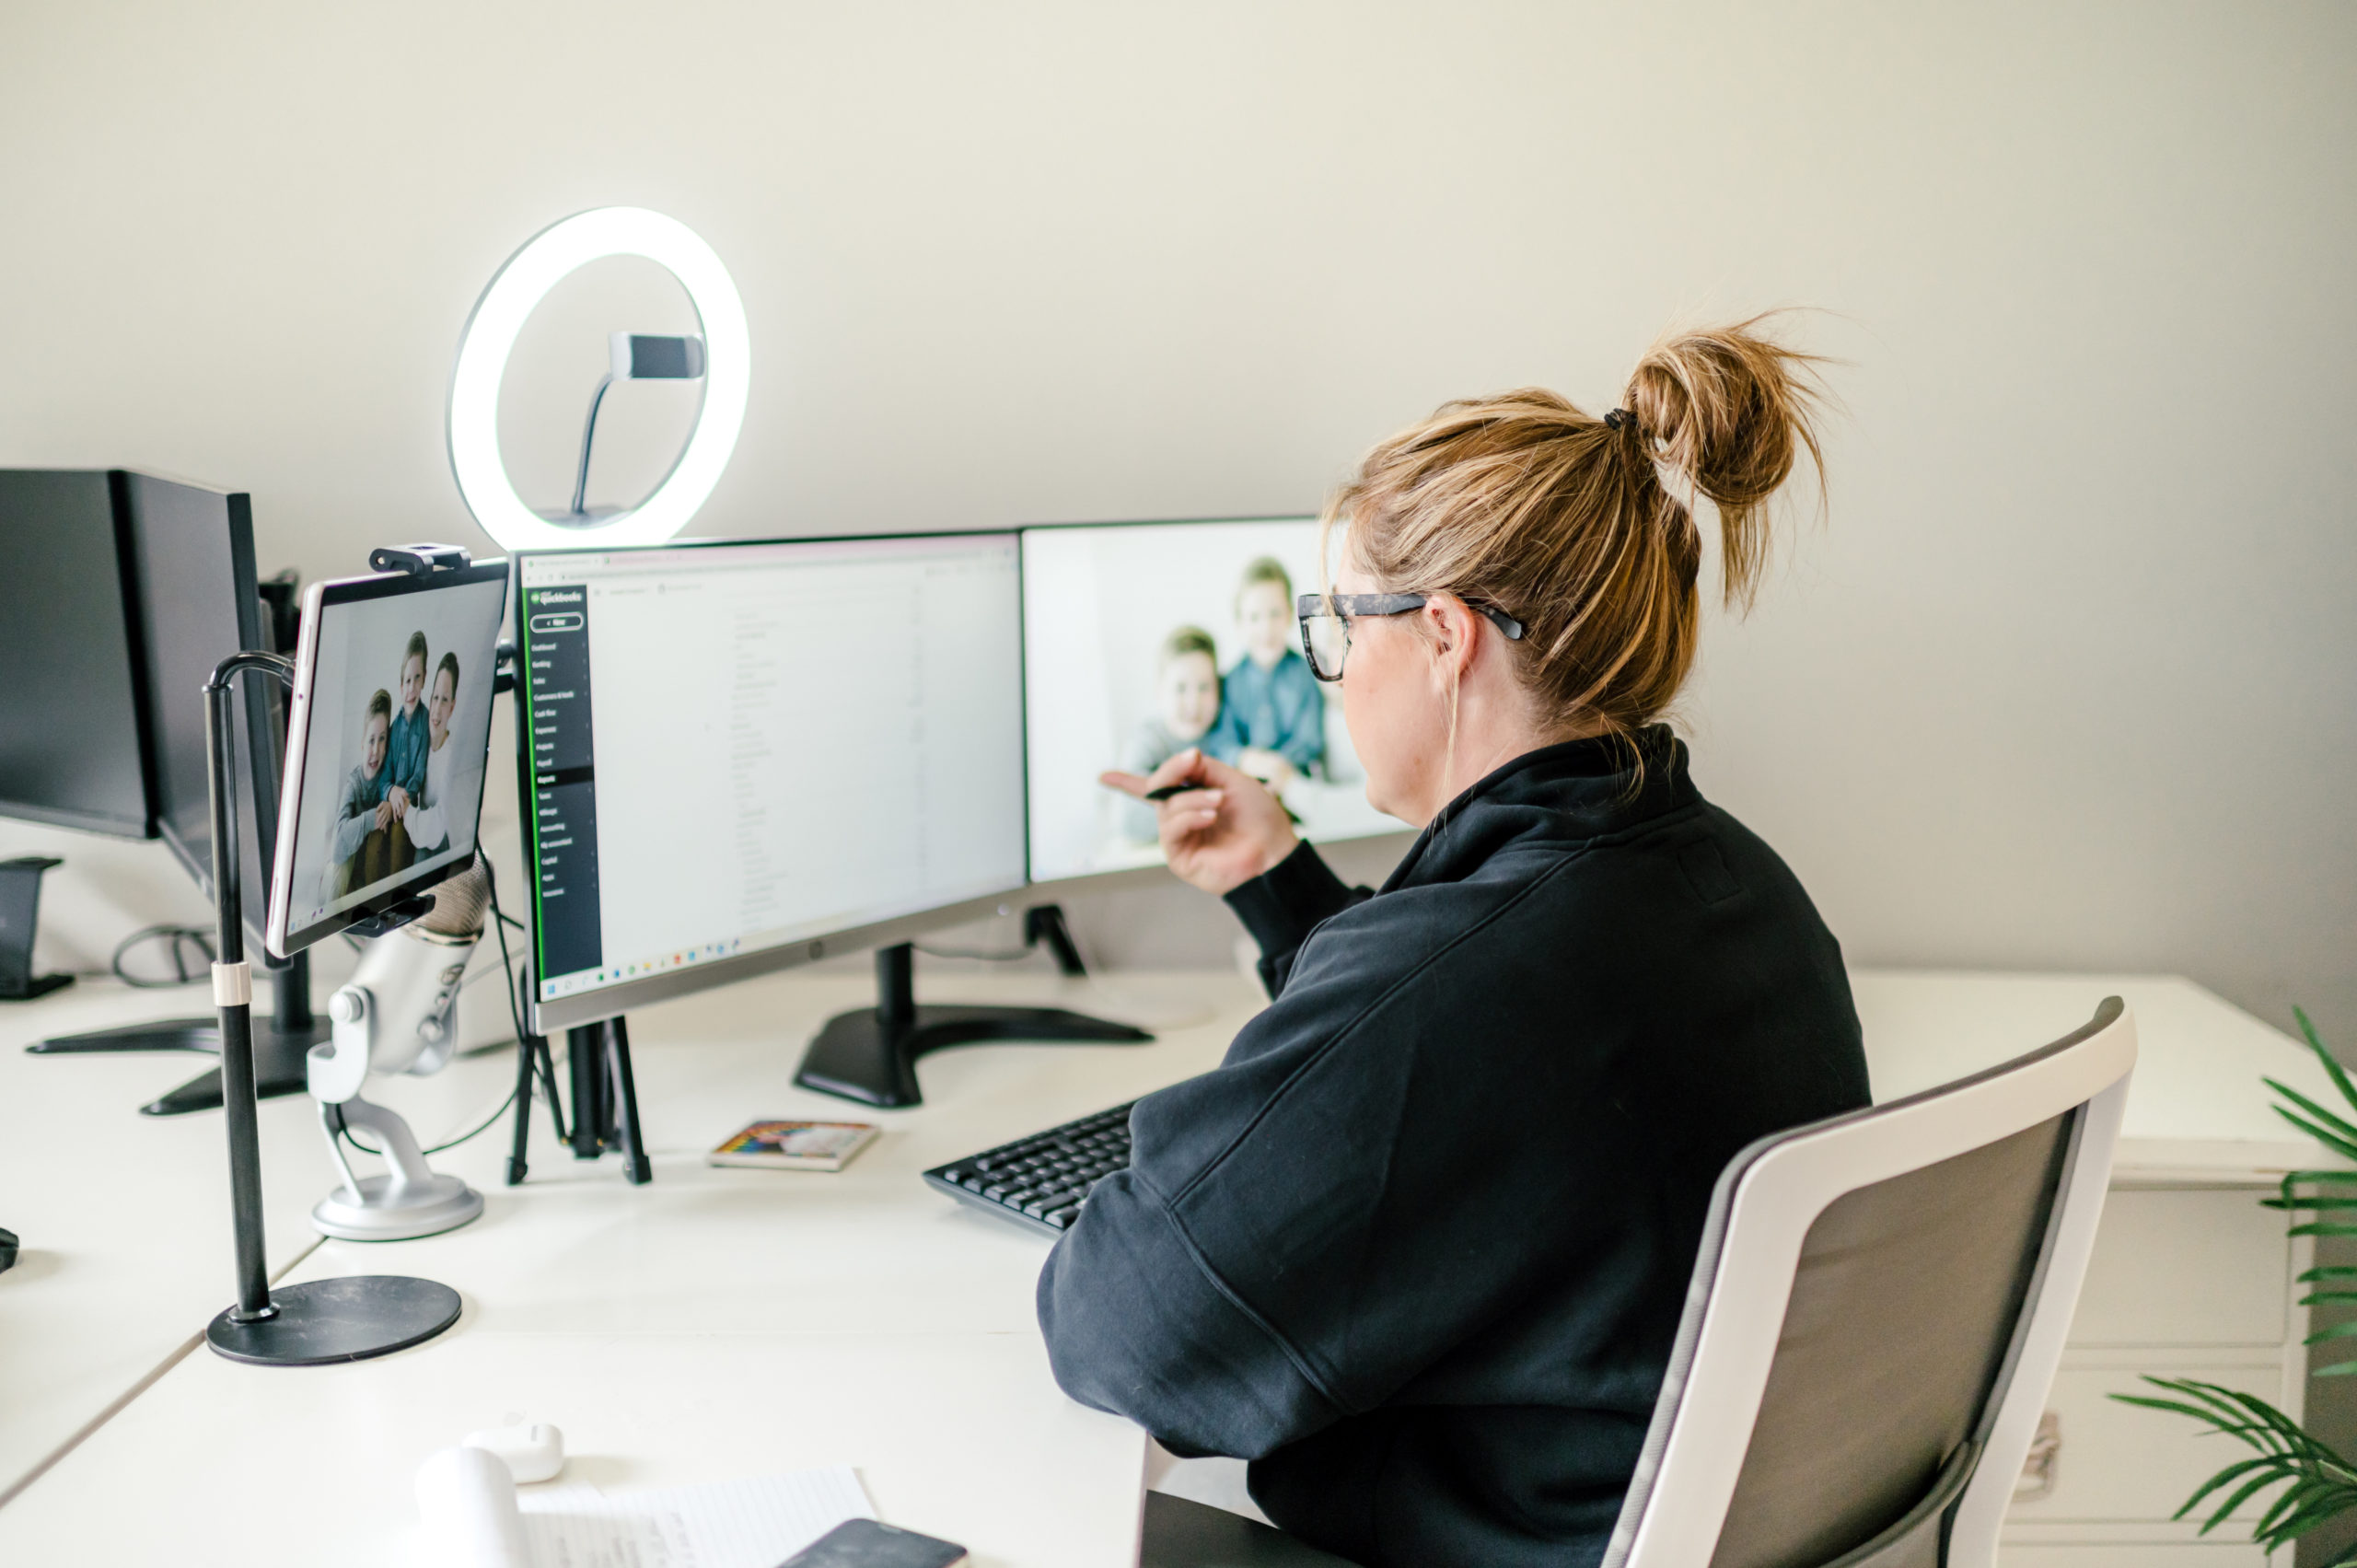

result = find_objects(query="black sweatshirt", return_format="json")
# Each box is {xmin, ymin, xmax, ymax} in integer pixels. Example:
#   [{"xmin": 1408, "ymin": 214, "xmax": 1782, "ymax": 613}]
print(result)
[{"xmin": 1035, "ymin": 729, "xmax": 1870, "ymax": 1568}]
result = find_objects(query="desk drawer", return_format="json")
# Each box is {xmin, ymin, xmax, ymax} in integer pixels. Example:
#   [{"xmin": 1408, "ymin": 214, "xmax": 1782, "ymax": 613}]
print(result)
[
  {"xmin": 2071, "ymin": 1190, "xmax": 2288, "ymax": 1347},
  {"xmin": 1999, "ymin": 1547, "xmax": 2266, "ymax": 1567},
  {"xmin": 2008, "ymin": 1362, "xmax": 2288, "ymax": 1526}
]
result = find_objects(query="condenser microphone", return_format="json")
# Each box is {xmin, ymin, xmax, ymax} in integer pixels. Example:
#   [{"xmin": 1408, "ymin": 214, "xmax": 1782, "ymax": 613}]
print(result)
[
  {"xmin": 304, "ymin": 857, "xmax": 493, "ymax": 1240},
  {"xmin": 317, "ymin": 859, "xmax": 489, "ymax": 1095}
]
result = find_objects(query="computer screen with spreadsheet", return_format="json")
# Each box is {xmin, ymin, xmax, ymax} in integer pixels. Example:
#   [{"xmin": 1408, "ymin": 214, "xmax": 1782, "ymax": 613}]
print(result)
[{"xmin": 514, "ymin": 532, "xmax": 1028, "ymax": 1031}]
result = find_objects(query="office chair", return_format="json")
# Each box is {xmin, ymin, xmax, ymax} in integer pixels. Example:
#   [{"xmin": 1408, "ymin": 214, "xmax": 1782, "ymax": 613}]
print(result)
[
  {"xmin": 1601, "ymin": 996, "xmax": 2136, "ymax": 1568},
  {"xmin": 1139, "ymin": 1000, "xmax": 2134, "ymax": 1568}
]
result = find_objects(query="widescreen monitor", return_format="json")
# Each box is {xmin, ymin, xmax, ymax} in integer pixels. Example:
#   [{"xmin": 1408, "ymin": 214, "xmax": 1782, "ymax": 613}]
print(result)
[
  {"xmin": 1020, "ymin": 516, "xmax": 1403, "ymax": 887},
  {"xmin": 0, "ymin": 470, "xmax": 157, "ymax": 838},
  {"xmin": 514, "ymin": 532, "xmax": 1028, "ymax": 1034}
]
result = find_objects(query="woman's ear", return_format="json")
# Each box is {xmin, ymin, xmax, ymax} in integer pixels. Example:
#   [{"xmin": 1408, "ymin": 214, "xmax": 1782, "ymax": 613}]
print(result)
[{"xmin": 1423, "ymin": 595, "xmax": 1480, "ymax": 676}]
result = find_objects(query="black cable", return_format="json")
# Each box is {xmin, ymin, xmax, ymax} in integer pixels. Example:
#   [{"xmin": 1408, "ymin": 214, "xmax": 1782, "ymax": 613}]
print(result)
[
  {"xmin": 110, "ymin": 924, "xmax": 215, "ymax": 987},
  {"xmin": 482, "ymin": 856, "xmax": 567, "ymax": 1133},
  {"xmin": 334, "ymin": 1080, "xmax": 522, "ymax": 1157}
]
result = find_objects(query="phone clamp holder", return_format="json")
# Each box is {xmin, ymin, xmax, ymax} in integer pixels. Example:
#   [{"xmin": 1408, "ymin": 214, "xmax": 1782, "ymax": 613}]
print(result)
[
  {"xmin": 344, "ymin": 893, "xmax": 436, "ymax": 941},
  {"xmin": 369, "ymin": 542, "xmax": 474, "ymax": 576}
]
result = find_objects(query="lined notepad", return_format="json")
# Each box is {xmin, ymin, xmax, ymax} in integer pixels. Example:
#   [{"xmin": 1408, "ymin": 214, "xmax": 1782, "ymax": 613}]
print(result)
[{"xmin": 515, "ymin": 1467, "xmax": 875, "ymax": 1568}]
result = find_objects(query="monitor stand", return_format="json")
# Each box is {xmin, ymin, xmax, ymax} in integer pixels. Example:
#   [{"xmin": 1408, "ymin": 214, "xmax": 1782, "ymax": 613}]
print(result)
[
  {"xmin": 795, "ymin": 941, "xmax": 1152, "ymax": 1109},
  {"xmin": 27, "ymin": 951, "xmax": 330, "ymax": 1116}
]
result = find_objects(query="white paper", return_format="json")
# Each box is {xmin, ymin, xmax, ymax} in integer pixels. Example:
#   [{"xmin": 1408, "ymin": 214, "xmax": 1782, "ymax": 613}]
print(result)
[{"xmin": 517, "ymin": 1467, "xmax": 876, "ymax": 1568}]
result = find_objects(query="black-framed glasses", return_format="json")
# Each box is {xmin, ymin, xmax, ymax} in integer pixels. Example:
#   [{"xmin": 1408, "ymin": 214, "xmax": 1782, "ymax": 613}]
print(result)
[{"xmin": 1295, "ymin": 592, "xmax": 1526, "ymax": 682}]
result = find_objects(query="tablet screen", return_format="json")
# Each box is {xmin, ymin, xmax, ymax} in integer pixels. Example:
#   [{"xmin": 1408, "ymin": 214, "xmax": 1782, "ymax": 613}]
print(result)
[{"xmin": 268, "ymin": 563, "xmax": 508, "ymax": 954}]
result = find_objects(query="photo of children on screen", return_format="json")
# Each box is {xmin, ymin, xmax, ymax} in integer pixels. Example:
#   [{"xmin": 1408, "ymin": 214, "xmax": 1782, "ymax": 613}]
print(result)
[
  {"xmin": 1021, "ymin": 517, "xmax": 1399, "ymax": 881},
  {"xmin": 1202, "ymin": 556, "xmax": 1324, "ymax": 791},
  {"xmin": 324, "ymin": 630, "xmax": 461, "ymax": 898}
]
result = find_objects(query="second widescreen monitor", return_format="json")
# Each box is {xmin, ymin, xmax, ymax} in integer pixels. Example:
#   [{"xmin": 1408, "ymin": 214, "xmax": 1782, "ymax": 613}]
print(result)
[{"xmin": 1022, "ymin": 516, "xmax": 1397, "ymax": 884}]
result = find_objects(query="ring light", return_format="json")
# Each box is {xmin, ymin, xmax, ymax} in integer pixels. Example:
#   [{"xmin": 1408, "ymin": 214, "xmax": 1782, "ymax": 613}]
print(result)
[{"xmin": 447, "ymin": 207, "xmax": 749, "ymax": 551}]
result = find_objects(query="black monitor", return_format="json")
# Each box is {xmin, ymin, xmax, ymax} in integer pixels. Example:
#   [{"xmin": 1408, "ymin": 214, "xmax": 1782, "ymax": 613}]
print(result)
[
  {"xmin": 120, "ymin": 473, "xmax": 284, "ymax": 929},
  {"xmin": 17, "ymin": 471, "xmax": 331, "ymax": 1115},
  {"xmin": 0, "ymin": 471, "xmax": 158, "ymax": 838}
]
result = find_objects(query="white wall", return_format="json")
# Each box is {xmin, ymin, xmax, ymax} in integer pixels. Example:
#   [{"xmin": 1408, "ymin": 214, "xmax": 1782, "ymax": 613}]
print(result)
[{"xmin": 2, "ymin": 2, "xmax": 2349, "ymax": 1043}]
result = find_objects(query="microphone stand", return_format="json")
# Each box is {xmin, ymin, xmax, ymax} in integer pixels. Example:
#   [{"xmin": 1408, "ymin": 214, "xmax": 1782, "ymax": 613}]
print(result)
[{"xmin": 201, "ymin": 649, "xmax": 462, "ymax": 1365}]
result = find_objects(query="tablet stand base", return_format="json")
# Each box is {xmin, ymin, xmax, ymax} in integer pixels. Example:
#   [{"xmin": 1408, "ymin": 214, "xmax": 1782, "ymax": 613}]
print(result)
[
  {"xmin": 795, "ymin": 943, "xmax": 1152, "ymax": 1109},
  {"xmin": 206, "ymin": 1275, "xmax": 462, "ymax": 1366}
]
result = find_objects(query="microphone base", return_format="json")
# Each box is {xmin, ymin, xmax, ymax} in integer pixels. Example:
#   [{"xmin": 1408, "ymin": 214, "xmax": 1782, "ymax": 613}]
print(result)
[{"xmin": 312, "ymin": 1172, "xmax": 484, "ymax": 1242}]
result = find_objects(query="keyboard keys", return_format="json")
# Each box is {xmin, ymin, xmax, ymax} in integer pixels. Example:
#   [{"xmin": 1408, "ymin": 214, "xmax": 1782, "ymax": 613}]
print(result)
[{"xmin": 923, "ymin": 1100, "xmax": 1139, "ymax": 1236}]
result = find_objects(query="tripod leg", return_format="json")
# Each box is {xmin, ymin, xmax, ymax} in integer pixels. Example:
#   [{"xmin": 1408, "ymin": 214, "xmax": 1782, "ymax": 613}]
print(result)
[
  {"xmin": 505, "ymin": 1031, "xmax": 538, "ymax": 1187},
  {"xmin": 607, "ymin": 1017, "xmax": 652, "ymax": 1186},
  {"xmin": 566, "ymin": 1023, "xmax": 609, "ymax": 1159},
  {"xmin": 534, "ymin": 1035, "xmax": 568, "ymax": 1145}
]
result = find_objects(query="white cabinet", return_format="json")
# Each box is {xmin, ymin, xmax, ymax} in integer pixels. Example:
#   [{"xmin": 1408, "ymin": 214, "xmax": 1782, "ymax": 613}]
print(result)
[
  {"xmin": 2001, "ymin": 1185, "xmax": 2308, "ymax": 1566},
  {"xmin": 1850, "ymin": 973, "xmax": 2338, "ymax": 1568}
]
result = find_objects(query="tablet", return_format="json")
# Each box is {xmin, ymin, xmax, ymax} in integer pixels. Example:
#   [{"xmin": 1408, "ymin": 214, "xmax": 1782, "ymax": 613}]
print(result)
[{"xmin": 265, "ymin": 562, "xmax": 509, "ymax": 956}]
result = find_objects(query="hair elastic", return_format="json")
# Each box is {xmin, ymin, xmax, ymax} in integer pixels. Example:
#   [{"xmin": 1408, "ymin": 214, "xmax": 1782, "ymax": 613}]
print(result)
[{"xmin": 1603, "ymin": 408, "xmax": 1633, "ymax": 432}]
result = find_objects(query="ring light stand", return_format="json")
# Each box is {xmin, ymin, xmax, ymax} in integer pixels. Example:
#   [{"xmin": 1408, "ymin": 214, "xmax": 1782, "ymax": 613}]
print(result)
[{"xmin": 200, "ymin": 649, "xmax": 459, "ymax": 1366}]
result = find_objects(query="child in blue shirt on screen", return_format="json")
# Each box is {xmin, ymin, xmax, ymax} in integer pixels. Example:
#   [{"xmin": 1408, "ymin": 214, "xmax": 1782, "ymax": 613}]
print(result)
[
  {"xmin": 1204, "ymin": 557, "xmax": 1323, "ymax": 790},
  {"xmin": 385, "ymin": 630, "xmax": 430, "ymax": 815}
]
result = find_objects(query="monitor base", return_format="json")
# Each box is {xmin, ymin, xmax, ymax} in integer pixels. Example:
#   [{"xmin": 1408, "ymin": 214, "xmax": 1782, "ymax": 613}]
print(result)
[
  {"xmin": 1, "ymin": 973, "xmax": 74, "ymax": 1002},
  {"xmin": 27, "ymin": 952, "xmax": 325, "ymax": 1115},
  {"xmin": 205, "ymin": 1275, "xmax": 461, "ymax": 1365},
  {"xmin": 794, "ymin": 943, "xmax": 1152, "ymax": 1109}
]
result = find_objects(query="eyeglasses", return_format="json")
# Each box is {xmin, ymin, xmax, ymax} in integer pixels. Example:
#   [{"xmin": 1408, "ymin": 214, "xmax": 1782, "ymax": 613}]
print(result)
[{"xmin": 1295, "ymin": 592, "xmax": 1526, "ymax": 682}]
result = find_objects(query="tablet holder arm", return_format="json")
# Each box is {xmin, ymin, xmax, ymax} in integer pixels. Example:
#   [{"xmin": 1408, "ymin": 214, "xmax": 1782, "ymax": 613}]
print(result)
[{"xmin": 200, "ymin": 645, "xmax": 461, "ymax": 1366}]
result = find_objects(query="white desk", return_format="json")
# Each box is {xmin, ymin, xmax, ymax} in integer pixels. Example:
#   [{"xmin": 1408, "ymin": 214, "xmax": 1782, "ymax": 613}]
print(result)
[
  {"xmin": 0, "ymin": 966, "xmax": 2336, "ymax": 1567},
  {"xmin": 0, "ymin": 978, "xmax": 341, "ymax": 1503}
]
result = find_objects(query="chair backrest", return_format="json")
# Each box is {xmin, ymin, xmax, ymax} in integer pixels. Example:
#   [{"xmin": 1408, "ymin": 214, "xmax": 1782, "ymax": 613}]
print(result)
[{"xmin": 1603, "ymin": 998, "xmax": 2137, "ymax": 1568}]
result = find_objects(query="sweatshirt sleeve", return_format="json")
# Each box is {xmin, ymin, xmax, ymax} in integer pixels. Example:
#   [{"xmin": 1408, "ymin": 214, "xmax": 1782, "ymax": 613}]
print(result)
[
  {"xmin": 1222, "ymin": 842, "xmax": 1364, "ymax": 995},
  {"xmin": 1036, "ymin": 1161, "xmax": 1347, "ymax": 1458}
]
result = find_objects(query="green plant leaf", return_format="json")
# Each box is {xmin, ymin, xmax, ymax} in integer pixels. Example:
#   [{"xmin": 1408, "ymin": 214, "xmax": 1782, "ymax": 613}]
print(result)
[
  {"xmin": 2269, "ymin": 1101, "xmax": 2357, "ymax": 1165},
  {"xmin": 2268, "ymin": 1079, "xmax": 2357, "ymax": 1148},
  {"xmin": 2294, "ymin": 1008, "xmax": 2357, "ymax": 1116}
]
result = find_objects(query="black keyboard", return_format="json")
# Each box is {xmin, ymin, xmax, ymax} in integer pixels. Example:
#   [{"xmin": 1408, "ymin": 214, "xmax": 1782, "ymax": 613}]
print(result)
[{"xmin": 923, "ymin": 1100, "xmax": 1137, "ymax": 1237}]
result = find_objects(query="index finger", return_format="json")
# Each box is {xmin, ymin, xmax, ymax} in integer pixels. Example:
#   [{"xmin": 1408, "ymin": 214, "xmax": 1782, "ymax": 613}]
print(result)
[{"xmin": 1097, "ymin": 770, "xmax": 1151, "ymax": 800}]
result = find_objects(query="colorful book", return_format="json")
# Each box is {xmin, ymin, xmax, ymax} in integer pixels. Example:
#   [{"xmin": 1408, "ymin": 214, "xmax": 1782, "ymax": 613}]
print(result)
[{"xmin": 708, "ymin": 1119, "xmax": 880, "ymax": 1172}]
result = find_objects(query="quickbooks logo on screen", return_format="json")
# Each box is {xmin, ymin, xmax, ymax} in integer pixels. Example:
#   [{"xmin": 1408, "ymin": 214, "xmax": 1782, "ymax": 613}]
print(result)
[{"xmin": 522, "ymin": 586, "xmax": 603, "ymax": 993}]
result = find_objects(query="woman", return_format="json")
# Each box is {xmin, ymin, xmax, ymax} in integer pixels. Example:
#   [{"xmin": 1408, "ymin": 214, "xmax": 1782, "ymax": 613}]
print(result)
[{"xmin": 1041, "ymin": 318, "xmax": 1872, "ymax": 1568}]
